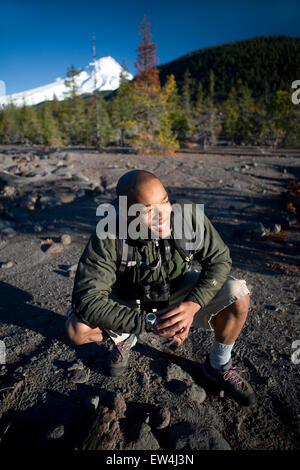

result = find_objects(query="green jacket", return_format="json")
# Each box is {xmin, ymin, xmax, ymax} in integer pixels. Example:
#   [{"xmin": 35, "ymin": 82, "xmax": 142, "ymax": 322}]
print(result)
[{"xmin": 71, "ymin": 199, "xmax": 232, "ymax": 334}]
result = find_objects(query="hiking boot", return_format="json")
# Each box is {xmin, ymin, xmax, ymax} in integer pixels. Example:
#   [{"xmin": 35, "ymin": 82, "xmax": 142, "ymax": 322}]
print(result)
[
  {"xmin": 109, "ymin": 334, "xmax": 138, "ymax": 378},
  {"xmin": 202, "ymin": 354, "xmax": 256, "ymax": 407}
]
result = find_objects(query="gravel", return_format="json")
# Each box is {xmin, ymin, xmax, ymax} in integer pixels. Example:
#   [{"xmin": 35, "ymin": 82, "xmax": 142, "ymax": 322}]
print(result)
[{"xmin": 0, "ymin": 144, "xmax": 299, "ymax": 450}]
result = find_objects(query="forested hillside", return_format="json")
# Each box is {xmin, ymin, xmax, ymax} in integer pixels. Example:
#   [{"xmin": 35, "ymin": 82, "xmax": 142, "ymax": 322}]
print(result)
[{"xmin": 158, "ymin": 35, "xmax": 300, "ymax": 101}]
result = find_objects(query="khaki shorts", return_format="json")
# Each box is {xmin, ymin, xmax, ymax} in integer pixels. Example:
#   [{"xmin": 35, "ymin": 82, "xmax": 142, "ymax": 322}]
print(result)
[
  {"xmin": 169, "ymin": 272, "xmax": 250, "ymax": 331},
  {"xmin": 109, "ymin": 271, "xmax": 250, "ymax": 333}
]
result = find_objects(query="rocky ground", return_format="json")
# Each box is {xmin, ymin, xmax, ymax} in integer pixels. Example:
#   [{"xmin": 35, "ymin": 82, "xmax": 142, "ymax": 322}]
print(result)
[{"xmin": 0, "ymin": 144, "xmax": 299, "ymax": 451}]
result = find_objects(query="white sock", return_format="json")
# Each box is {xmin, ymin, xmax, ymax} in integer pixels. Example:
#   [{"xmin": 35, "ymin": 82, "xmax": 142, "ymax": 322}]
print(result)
[{"xmin": 209, "ymin": 339, "xmax": 234, "ymax": 370}]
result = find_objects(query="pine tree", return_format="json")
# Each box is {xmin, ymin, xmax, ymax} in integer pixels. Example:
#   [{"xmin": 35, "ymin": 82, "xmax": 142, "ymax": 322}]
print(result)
[
  {"xmin": 264, "ymin": 90, "xmax": 299, "ymax": 147},
  {"xmin": 131, "ymin": 15, "xmax": 178, "ymax": 154},
  {"xmin": 62, "ymin": 65, "xmax": 87, "ymax": 144},
  {"xmin": 163, "ymin": 74, "xmax": 182, "ymax": 135},
  {"xmin": 193, "ymin": 81, "xmax": 207, "ymax": 145},
  {"xmin": 87, "ymin": 92, "xmax": 114, "ymax": 147},
  {"xmin": 41, "ymin": 100, "xmax": 62, "ymax": 146},
  {"xmin": 204, "ymin": 70, "xmax": 220, "ymax": 146},
  {"xmin": 222, "ymin": 79, "xmax": 258, "ymax": 144},
  {"xmin": 111, "ymin": 64, "xmax": 135, "ymax": 146},
  {"xmin": 134, "ymin": 14, "xmax": 160, "ymax": 93},
  {"xmin": 51, "ymin": 94, "xmax": 61, "ymax": 120},
  {"xmin": 0, "ymin": 102, "xmax": 20, "ymax": 143},
  {"xmin": 222, "ymin": 86, "xmax": 239, "ymax": 143},
  {"xmin": 178, "ymin": 69, "xmax": 195, "ymax": 142},
  {"xmin": 19, "ymin": 100, "xmax": 42, "ymax": 144}
]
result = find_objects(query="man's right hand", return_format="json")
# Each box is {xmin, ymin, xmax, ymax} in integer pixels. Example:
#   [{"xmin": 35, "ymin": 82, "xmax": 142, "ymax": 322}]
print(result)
[
  {"xmin": 171, "ymin": 326, "xmax": 188, "ymax": 346},
  {"xmin": 152, "ymin": 301, "xmax": 200, "ymax": 344}
]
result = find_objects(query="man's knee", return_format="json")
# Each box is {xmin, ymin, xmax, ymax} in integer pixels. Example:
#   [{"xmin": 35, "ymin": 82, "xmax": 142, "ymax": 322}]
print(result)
[
  {"xmin": 65, "ymin": 313, "xmax": 103, "ymax": 345},
  {"xmin": 232, "ymin": 293, "xmax": 250, "ymax": 317},
  {"xmin": 214, "ymin": 292, "xmax": 250, "ymax": 321},
  {"xmin": 65, "ymin": 315, "xmax": 85, "ymax": 344}
]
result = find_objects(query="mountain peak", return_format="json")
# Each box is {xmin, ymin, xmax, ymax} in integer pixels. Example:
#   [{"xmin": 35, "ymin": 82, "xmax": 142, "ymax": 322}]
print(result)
[{"xmin": 0, "ymin": 56, "xmax": 133, "ymax": 107}]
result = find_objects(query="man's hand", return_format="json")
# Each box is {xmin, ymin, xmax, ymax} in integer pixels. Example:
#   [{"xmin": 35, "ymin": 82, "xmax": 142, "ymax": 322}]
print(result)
[{"xmin": 153, "ymin": 301, "xmax": 201, "ymax": 346}]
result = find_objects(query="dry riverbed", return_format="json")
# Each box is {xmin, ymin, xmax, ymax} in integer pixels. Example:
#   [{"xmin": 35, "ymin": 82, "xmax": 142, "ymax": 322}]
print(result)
[{"xmin": 0, "ymin": 144, "xmax": 299, "ymax": 450}]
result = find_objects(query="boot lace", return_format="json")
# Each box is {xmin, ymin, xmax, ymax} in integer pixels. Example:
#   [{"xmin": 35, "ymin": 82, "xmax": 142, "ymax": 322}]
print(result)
[
  {"xmin": 222, "ymin": 366, "xmax": 247, "ymax": 390},
  {"xmin": 112, "ymin": 340, "xmax": 131, "ymax": 362}
]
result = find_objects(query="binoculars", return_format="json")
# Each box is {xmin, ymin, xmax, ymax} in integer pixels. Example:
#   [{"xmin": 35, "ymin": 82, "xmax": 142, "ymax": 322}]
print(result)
[{"xmin": 139, "ymin": 279, "xmax": 170, "ymax": 311}]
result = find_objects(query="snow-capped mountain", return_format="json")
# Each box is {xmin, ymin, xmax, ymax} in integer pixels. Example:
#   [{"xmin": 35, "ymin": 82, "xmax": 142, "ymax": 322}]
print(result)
[{"xmin": 0, "ymin": 56, "xmax": 133, "ymax": 107}]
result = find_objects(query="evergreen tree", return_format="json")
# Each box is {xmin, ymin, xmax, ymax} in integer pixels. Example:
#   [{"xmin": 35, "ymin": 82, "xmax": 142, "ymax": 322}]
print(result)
[
  {"xmin": 222, "ymin": 86, "xmax": 239, "ymax": 143},
  {"xmin": 111, "ymin": 64, "xmax": 135, "ymax": 146},
  {"xmin": 264, "ymin": 90, "xmax": 299, "ymax": 147},
  {"xmin": 86, "ymin": 92, "xmax": 114, "ymax": 147},
  {"xmin": 163, "ymin": 74, "xmax": 182, "ymax": 141},
  {"xmin": 19, "ymin": 100, "xmax": 42, "ymax": 144},
  {"xmin": 193, "ymin": 81, "xmax": 208, "ymax": 145},
  {"xmin": 0, "ymin": 102, "xmax": 20, "ymax": 143},
  {"xmin": 134, "ymin": 14, "xmax": 160, "ymax": 92},
  {"xmin": 204, "ymin": 69, "xmax": 220, "ymax": 146},
  {"xmin": 41, "ymin": 100, "xmax": 62, "ymax": 146},
  {"xmin": 222, "ymin": 79, "xmax": 258, "ymax": 144},
  {"xmin": 131, "ymin": 15, "xmax": 178, "ymax": 154},
  {"xmin": 62, "ymin": 65, "xmax": 87, "ymax": 144},
  {"xmin": 178, "ymin": 69, "xmax": 195, "ymax": 141}
]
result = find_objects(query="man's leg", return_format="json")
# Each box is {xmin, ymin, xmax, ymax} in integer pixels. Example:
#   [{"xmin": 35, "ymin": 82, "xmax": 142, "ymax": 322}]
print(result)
[
  {"xmin": 178, "ymin": 274, "xmax": 256, "ymax": 405},
  {"xmin": 65, "ymin": 311, "xmax": 138, "ymax": 378},
  {"xmin": 65, "ymin": 288, "xmax": 139, "ymax": 347},
  {"xmin": 208, "ymin": 293, "xmax": 250, "ymax": 369},
  {"xmin": 201, "ymin": 292, "xmax": 255, "ymax": 406},
  {"xmin": 211, "ymin": 293, "xmax": 250, "ymax": 344},
  {"xmin": 65, "ymin": 313, "xmax": 104, "ymax": 345}
]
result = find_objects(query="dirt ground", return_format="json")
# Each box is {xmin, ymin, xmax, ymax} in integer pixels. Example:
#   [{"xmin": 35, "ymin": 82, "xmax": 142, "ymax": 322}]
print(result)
[{"xmin": 0, "ymin": 144, "xmax": 299, "ymax": 450}]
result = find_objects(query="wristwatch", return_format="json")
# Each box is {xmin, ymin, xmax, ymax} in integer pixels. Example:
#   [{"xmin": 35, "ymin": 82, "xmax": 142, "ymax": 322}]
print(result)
[{"xmin": 145, "ymin": 312, "xmax": 157, "ymax": 331}]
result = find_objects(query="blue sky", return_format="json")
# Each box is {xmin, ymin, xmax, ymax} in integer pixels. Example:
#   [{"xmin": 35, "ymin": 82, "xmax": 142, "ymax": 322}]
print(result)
[{"xmin": 1, "ymin": 0, "xmax": 299, "ymax": 95}]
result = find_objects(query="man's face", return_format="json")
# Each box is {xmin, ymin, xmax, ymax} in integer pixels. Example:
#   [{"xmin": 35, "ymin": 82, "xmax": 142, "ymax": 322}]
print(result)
[{"xmin": 129, "ymin": 179, "xmax": 172, "ymax": 239}]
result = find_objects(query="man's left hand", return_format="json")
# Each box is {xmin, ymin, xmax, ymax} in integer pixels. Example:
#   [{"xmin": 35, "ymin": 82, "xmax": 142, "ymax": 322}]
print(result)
[{"xmin": 153, "ymin": 301, "xmax": 201, "ymax": 344}]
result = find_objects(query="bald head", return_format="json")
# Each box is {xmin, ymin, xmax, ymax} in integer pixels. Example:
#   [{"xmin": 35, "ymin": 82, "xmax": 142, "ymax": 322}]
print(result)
[
  {"xmin": 116, "ymin": 170, "xmax": 172, "ymax": 238},
  {"xmin": 116, "ymin": 170, "xmax": 160, "ymax": 205}
]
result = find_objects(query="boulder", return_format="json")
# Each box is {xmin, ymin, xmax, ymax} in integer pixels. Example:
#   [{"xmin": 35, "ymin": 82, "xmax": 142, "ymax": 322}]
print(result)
[
  {"xmin": 166, "ymin": 363, "xmax": 193, "ymax": 383},
  {"xmin": 125, "ymin": 423, "xmax": 160, "ymax": 450},
  {"xmin": 72, "ymin": 173, "xmax": 89, "ymax": 183},
  {"xmin": 68, "ymin": 367, "xmax": 90, "ymax": 384},
  {"xmin": 58, "ymin": 192, "xmax": 76, "ymax": 204},
  {"xmin": 60, "ymin": 234, "xmax": 71, "ymax": 246},
  {"xmin": 1, "ymin": 185, "xmax": 16, "ymax": 198},
  {"xmin": 52, "ymin": 166, "xmax": 69, "ymax": 177},
  {"xmin": 182, "ymin": 383, "xmax": 207, "ymax": 404},
  {"xmin": 39, "ymin": 195, "xmax": 60, "ymax": 209},
  {"xmin": 20, "ymin": 192, "xmax": 38, "ymax": 210},
  {"xmin": 168, "ymin": 422, "xmax": 231, "ymax": 450},
  {"xmin": 148, "ymin": 406, "xmax": 171, "ymax": 430},
  {"xmin": 80, "ymin": 406, "xmax": 121, "ymax": 450}
]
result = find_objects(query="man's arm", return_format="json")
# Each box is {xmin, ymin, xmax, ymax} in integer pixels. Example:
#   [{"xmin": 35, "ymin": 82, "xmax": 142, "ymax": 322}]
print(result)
[
  {"xmin": 154, "ymin": 208, "xmax": 232, "ymax": 343},
  {"xmin": 184, "ymin": 211, "xmax": 232, "ymax": 308},
  {"xmin": 71, "ymin": 230, "xmax": 147, "ymax": 334}
]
